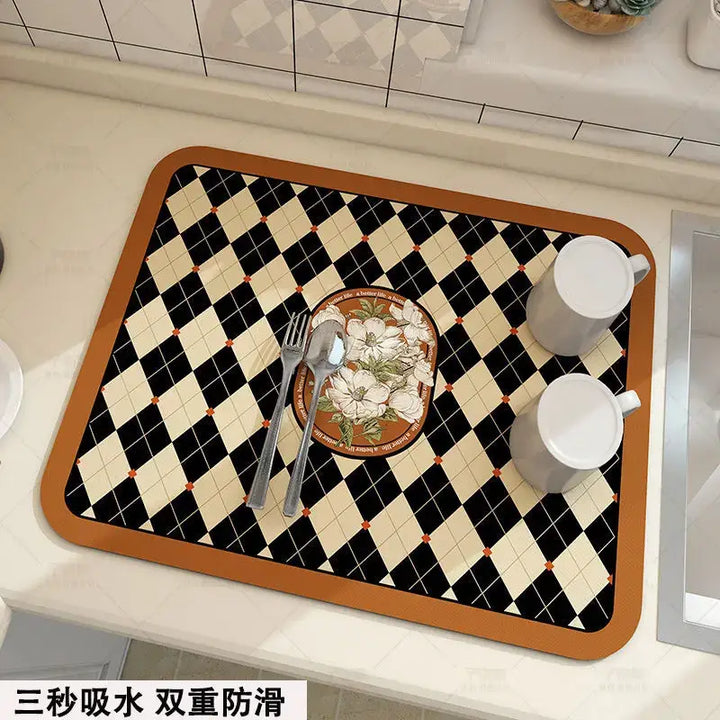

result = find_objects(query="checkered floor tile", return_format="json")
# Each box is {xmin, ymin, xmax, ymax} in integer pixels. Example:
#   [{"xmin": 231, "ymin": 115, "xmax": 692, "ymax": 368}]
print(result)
[{"xmin": 65, "ymin": 163, "xmax": 631, "ymax": 632}]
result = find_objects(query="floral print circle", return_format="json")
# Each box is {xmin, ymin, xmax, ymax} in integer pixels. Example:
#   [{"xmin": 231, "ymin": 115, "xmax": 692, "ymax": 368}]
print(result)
[{"xmin": 292, "ymin": 287, "xmax": 438, "ymax": 458}]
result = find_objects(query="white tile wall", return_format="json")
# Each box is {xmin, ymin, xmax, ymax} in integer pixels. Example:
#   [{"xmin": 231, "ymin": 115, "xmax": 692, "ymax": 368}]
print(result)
[
  {"xmin": 15, "ymin": 0, "xmax": 110, "ymax": 38},
  {"xmin": 480, "ymin": 106, "xmax": 580, "ymax": 140},
  {"xmin": 29, "ymin": 28, "xmax": 116, "ymax": 58},
  {"xmin": 0, "ymin": 0, "xmax": 20, "ymax": 24},
  {"xmin": 575, "ymin": 122, "xmax": 680, "ymax": 156},
  {"xmin": 103, "ymin": 0, "xmax": 201, "ymax": 55},
  {"xmin": 1, "ymin": 0, "xmax": 718, "ymax": 165},
  {"xmin": 117, "ymin": 44, "xmax": 205, "ymax": 74}
]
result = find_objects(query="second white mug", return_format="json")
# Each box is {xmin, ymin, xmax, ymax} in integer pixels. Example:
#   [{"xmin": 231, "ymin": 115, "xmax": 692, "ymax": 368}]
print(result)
[{"xmin": 527, "ymin": 236, "xmax": 650, "ymax": 357}]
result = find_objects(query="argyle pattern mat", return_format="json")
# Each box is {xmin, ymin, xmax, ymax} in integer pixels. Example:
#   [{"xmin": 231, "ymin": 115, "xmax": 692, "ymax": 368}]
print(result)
[{"xmin": 65, "ymin": 164, "xmax": 630, "ymax": 632}]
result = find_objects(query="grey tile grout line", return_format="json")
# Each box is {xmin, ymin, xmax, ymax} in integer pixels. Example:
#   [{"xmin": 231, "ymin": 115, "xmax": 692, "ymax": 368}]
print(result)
[
  {"xmin": 291, "ymin": 0, "xmax": 297, "ymax": 92},
  {"xmin": 668, "ymin": 136, "xmax": 684, "ymax": 157},
  {"xmin": 190, "ymin": 0, "xmax": 208, "ymax": 76},
  {"xmin": 9, "ymin": 0, "xmax": 33, "ymax": 46},
  {"xmin": 97, "ymin": 0, "xmax": 121, "ymax": 61},
  {"xmin": 297, "ymin": 0, "xmax": 466, "ymax": 28},
  {"xmin": 571, "ymin": 120, "xmax": 583, "ymax": 141},
  {"xmin": 384, "ymin": 0, "xmax": 403, "ymax": 108}
]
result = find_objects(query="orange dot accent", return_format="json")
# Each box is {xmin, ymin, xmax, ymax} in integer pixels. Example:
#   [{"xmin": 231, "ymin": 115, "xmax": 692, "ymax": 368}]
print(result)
[
  {"xmin": 510, "ymin": 327, "xmax": 519, "ymax": 335},
  {"xmin": 612, "ymin": 493, "xmax": 618, "ymax": 503},
  {"xmin": 465, "ymin": 254, "xmax": 473, "ymax": 262},
  {"xmin": 483, "ymin": 547, "xmax": 492, "ymax": 557},
  {"xmin": 243, "ymin": 494, "xmax": 249, "ymax": 504},
  {"xmin": 621, "ymin": 349, "xmax": 627, "ymax": 357},
  {"xmin": 225, "ymin": 339, "xmax": 234, "ymax": 347},
  {"xmin": 128, "ymin": 469, "xmax": 137, "ymax": 478},
  {"xmin": 296, "ymin": 286, "xmax": 304, "ymax": 293},
  {"xmin": 422, "ymin": 534, "xmax": 431, "ymax": 543},
  {"xmin": 361, "ymin": 235, "xmax": 369, "ymax": 242},
  {"xmin": 144, "ymin": 256, "xmax": 149, "ymax": 262},
  {"xmin": 434, "ymin": 456, "xmax": 443, "ymax": 465},
  {"xmin": 361, "ymin": 520, "xmax": 371, "ymax": 530},
  {"xmin": 455, "ymin": 317, "xmax": 463, "ymax": 324},
  {"xmin": 185, "ymin": 482, "xmax": 194, "ymax": 491},
  {"xmin": 260, "ymin": 216, "xmax": 268, "ymax": 223},
  {"xmin": 311, "ymin": 225, "xmax": 319, "ymax": 233},
  {"xmin": 100, "ymin": 386, "xmax": 105, "ymax": 393},
  {"xmin": 262, "ymin": 419, "xmax": 270, "ymax": 428},
  {"xmin": 243, "ymin": 275, "xmax": 252, "ymax": 283},
  {"xmin": 413, "ymin": 244, "xmax": 421, "ymax": 252},
  {"xmin": 172, "ymin": 328, "xmax": 180, "ymax": 336},
  {"xmin": 445, "ymin": 383, "xmax": 453, "ymax": 392},
  {"xmin": 492, "ymin": 468, "xmax": 502, "ymax": 477},
  {"xmin": 123, "ymin": 319, "xmax": 128, "ymax": 325},
  {"xmin": 192, "ymin": 265, "xmax": 200, "ymax": 273},
  {"xmin": 518, "ymin": 264, "xmax": 526, "ymax": 272},
  {"xmin": 151, "ymin": 396, "xmax": 159, "ymax": 405},
  {"xmin": 302, "ymin": 507, "xmax": 311, "ymax": 517},
  {"xmin": 206, "ymin": 408, "xmax": 214, "ymax": 416},
  {"xmin": 501, "ymin": 395, "xmax": 511, "ymax": 404},
  {"xmin": 608, "ymin": 574, "xmax": 614, "ymax": 585},
  {"xmin": 75, "ymin": 459, "xmax": 81, "ymax": 466},
  {"xmin": 545, "ymin": 561, "xmax": 554, "ymax": 571},
  {"xmin": 210, "ymin": 206, "xmax": 218, "ymax": 214}
]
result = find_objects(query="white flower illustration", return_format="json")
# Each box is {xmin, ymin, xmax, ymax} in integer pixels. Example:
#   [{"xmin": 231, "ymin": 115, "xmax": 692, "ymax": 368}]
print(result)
[
  {"xmin": 389, "ymin": 388, "xmax": 424, "ymax": 423},
  {"xmin": 390, "ymin": 299, "xmax": 433, "ymax": 346},
  {"xmin": 412, "ymin": 358, "xmax": 434, "ymax": 387},
  {"xmin": 312, "ymin": 303, "xmax": 345, "ymax": 329},
  {"xmin": 346, "ymin": 317, "xmax": 404, "ymax": 363},
  {"xmin": 326, "ymin": 367, "xmax": 390, "ymax": 422}
]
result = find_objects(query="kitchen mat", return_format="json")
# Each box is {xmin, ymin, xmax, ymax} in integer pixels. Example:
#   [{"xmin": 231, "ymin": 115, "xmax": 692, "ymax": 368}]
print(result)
[{"xmin": 41, "ymin": 148, "xmax": 654, "ymax": 659}]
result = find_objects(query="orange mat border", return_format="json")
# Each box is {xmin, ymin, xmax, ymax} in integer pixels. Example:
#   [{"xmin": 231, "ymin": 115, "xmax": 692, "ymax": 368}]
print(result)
[{"xmin": 40, "ymin": 147, "xmax": 655, "ymax": 660}]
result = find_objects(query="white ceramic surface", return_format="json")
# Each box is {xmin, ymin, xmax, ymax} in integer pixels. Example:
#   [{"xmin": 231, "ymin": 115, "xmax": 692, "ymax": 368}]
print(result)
[
  {"xmin": 510, "ymin": 374, "xmax": 641, "ymax": 494},
  {"xmin": 688, "ymin": 0, "xmax": 720, "ymax": 72},
  {"xmin": 0, "ymin": 339, "xmax": 22, "ymax": 441},
  {"xmin": 527, "ymin": 236, "xmax": 650, "ymax": 356},
  {"xmin": 0, "ymin": 69, "xmax": 719, "ymax": 720}
]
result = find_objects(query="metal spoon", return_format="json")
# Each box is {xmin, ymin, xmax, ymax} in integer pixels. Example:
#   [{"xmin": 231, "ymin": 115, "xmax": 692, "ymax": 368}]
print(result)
[{"xmin": 283, "ymin": 320, "xmax": 347, "ymax": 517}]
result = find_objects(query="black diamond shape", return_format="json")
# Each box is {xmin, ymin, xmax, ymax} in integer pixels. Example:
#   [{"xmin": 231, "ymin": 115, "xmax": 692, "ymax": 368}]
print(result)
[
  {"xmin": 232, "ymin": 221, "xmax": 281, "ymax": 276},
  {"xmin": 386, "ymin": 251, "xmax": 436, "ymax": 301},
  {"xmin": 282, "ymin": 232, "xmax": 332, "ymax": 287},
  {"xmin": 161, "ymin": 273, "xmax": 212, "ymax": 330},
  {"xmin": 174, "ymin": 165, "xmax": 198, "ymax": 188},
  {"xmin": 200, "ymin": 168, "xmax": 247, "ymax": 207},
  {"xmin": 248, "ymin": 358, "xmax": 284, "ymax": 419},
  {"xmin": 448, "ymin": 215, "xmax": 498, "ymax": 255},
  {"xmin": 298, "ymin": 445, "xmax": 343, "ymax": 508},
  {"xmin": 397, "ymin": 205, "xmax": 447, "ymax": 245},
  {"xmin": 93, "ymin": 488, "xmax": 123, "ymax": 525},
  {"xmin": 297, "ymin": 186, "xmax": 345, "ymax": 226},
  {"xmin": 335, "ymin": 242, "xmax": 384, "ymax": 287},
  {"xmin": 182, "ymin": 213, "xmax": 230, "ymax": 267},
  {"xmin": 347, "ymin": 195, "xmax": 396, "ymax": 235},
  {"xmin": 248, "ymin": 176, "xmax": 295, "ymax": 216},
  {"xmin": 527, "ymin": 228, "xmax": 552, "ymax": 254},
  {"xmin": 65, "ymin": 465, "xmax": 91, "ymax": 516},
  {"xmin": 484, "ymin": 433, "xmax": 511, "ymax": 469},
  {"xmin": 437, "ymin": 324, "xmax": 481, "ymax": 384},
  {"xmin": 195, "ymin": 347, "xmax": 246, "ymax": 408},
  {"xmin": 88, "ymin": 393, "xmax": 115, "ymax": 446},
  {"xmin": 214, "ymin": 282, "xmax": 264, "ymax": 340},
  {"xmin": 439, "ymin": 262, "xmax": 489, "ymax": 317}
]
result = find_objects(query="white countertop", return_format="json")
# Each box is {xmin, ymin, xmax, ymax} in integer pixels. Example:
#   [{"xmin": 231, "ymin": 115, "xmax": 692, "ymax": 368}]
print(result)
[
  {"xmin": 1, "ymin": 75, "xmax": 720, "ymax": 720},
  {"xmin": 425, "ymin": 0, "xmax": 720, "ymax": 144}
]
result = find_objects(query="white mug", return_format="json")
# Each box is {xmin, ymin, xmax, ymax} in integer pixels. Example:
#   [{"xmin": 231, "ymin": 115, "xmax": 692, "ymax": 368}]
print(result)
[
  {"xmin": 509, "ymin": 374, "xmax": 641, "ymax": 494},
  {"xmin": 527, "ymin": 236, "xmax": 650, "ymax": 356}
]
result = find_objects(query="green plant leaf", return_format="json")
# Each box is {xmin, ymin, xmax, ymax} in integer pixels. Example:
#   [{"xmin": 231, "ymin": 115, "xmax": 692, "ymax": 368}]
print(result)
[
  {"xmin": 316, "ymin": 396, "xmax": 336, "ymax": 414},
  {"xmin": 350, "ymin": 309, "xmax": 370, "ymax": 320},
  {"xmin": 359, "ymin": 299, "xmax": 374, "ymax": 314},
  {"xmin": 382, "ymin": 407, "xmax": 398, "ymax": 423},
  {"xmin": 339, "ymin": 417, "xmax": 354, "ymax": 447},
  {"xmin": 328, "ymin": 412, "xmax": 343, "ymax": 424}
]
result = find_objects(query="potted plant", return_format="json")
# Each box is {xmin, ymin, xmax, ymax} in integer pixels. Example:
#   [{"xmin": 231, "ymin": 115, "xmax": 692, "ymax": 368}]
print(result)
[{"xmin": 550, "ymin": 0, "xmax": 661, "ymax": 35}]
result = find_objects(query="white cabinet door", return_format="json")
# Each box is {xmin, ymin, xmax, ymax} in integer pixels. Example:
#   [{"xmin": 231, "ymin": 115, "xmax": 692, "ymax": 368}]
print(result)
[{"xmin": 0, "ymin": 611, "xmax": 129, "ymax": 680}]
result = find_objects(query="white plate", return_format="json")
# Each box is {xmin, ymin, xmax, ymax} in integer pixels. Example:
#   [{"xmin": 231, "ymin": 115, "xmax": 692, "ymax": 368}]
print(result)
[{"xmin": 0, "ymin": 340, "xmax": 23, "ymax": 440}]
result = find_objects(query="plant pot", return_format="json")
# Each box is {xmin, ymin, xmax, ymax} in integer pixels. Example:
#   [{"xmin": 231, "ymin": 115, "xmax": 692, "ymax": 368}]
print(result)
[{"xmin": 550, "ymin": 1, "xmax": 645, "ymax": 35}]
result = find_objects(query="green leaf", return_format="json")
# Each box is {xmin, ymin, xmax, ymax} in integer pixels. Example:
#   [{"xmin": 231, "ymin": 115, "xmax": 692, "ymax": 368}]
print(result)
[
  {"xmin": 359, "ymin": 298, "xmax": 374, "ymax": 314},
  {"xmin": 328, "ymin": 412, "xmax": 343, "ymax": 424},
  {"xmin": 316, "ymin": 396, "xmax": 336, "ymax": 413},
  {"xmin": 382, "ymin": 407, "xmax": 398, "ymax": 423},
  {"xmin": 350, "ymin": 309, "xmax": 370, "ymax": 320},
  {"xmin": 339, "ymin": 417, "xmax": 354, "ymax": 447}
]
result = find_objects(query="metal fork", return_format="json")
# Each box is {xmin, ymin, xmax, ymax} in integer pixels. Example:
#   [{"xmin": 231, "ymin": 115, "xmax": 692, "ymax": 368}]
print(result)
[{"xmin": 247, "ymin": 312, "xmax": 310, "ymax": 510}]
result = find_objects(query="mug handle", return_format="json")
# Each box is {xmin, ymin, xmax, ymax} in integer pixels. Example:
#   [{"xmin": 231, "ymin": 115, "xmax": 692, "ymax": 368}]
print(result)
[
  {"xmin": 629, "ymin": 254, "xmax": 650, "ymax": 285},
  {"xmin": 617, "ymin": 390, "xmax": 641, "ymax": 418}
]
